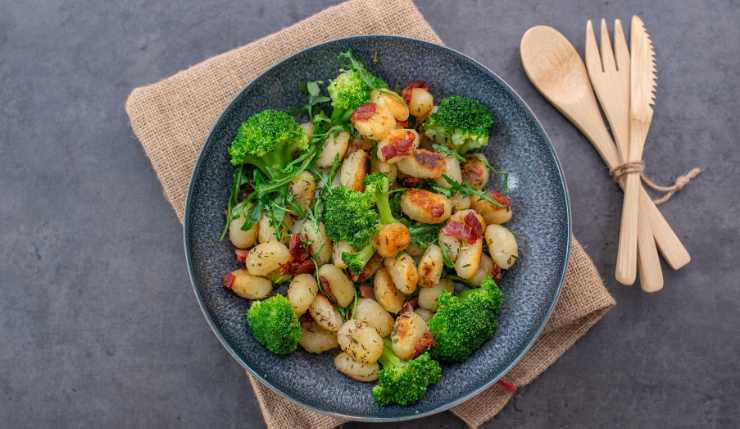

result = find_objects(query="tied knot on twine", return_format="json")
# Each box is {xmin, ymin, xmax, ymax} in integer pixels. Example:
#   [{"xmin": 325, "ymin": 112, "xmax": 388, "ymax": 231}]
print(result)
[{"xmin": 610, "ymin": 162, "xmax": 702, "ymax": 205}]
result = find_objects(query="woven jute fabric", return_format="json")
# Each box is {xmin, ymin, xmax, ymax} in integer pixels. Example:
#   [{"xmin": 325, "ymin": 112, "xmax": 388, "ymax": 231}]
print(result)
[{"xmin": 125, "ymin": 0, "xmax": 615, "ymax": 428}]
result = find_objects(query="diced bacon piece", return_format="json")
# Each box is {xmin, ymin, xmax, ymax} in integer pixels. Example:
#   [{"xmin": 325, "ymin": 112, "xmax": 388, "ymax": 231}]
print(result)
[
  {"xmin": 441, "ymin": 212, "xmax": 483, "ymax": 244},
  {"xmin": 223, "ymin": 272, "xmax": 235, "ymax": 289},
  {"xmin": 351, "ymin": 103, "xmax": 377, "ymax": 122},
  {"xmin": 401, "ymin": 81, "xmax": 430, "ymax": 104}
]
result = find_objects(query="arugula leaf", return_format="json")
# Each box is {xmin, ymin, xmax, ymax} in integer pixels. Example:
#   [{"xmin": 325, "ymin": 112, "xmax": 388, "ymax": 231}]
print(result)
[{"xmin": 431, "ymin": 175, "xmax": 503, "ymax": 208}]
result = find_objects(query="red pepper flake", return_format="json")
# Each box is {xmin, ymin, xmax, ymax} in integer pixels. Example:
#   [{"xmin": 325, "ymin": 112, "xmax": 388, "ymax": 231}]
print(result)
[
  {"xmin": 401, "ymin": 81, "xmax": 430, "ymax": 104},
  {"xmin": 351, "ymin": 103, "xmax": 376, "ymax": 122},
  {"xmin": 380, "ymin": 131, "xmax": 415, "ymax": 161},
  {"xmin": 490, "ymin": 190, "xmax": 512, "ymax": 208},
  {"xmin": 441, "ymin": 212, "xmax": 483, "ymax": 244},
  {"xmin": 223, "ymin": 272, "xmax": 235, "ymax": 289},
  {"xmin": 497, "ymin": 379, "xmax": 517, "ymax": 394},
  {"xmin": 234, "ymin": 249, "xmax": 249, "ymax": 263}
]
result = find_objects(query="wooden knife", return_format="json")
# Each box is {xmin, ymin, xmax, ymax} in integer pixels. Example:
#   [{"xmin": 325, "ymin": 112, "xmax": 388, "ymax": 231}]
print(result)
[{"xmin": 615, "ymin": 16, "xmax": 657, "ymax": 285}]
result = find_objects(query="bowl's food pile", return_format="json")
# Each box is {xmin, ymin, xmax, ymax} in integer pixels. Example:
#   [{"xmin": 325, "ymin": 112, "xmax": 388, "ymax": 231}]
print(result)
[{"xmin": 220, "ymin": 51, "xmax": 518, "ymax": 406}]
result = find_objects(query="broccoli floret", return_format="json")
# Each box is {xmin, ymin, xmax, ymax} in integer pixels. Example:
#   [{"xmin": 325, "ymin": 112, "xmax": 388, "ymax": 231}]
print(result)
[
  {"xmin": 246, "ymin": 295, "xmax": 300, "ymax": 355},
  {"xmin": 327, "ymin": 51, "xmax": 387, "ymax": 122},
  {"xmin": 371, "ymin": 339, "xmax": 442, "ymax": 406},
  {"xmin": 341, "ymin": 243, "xmax": 375, "ymax": 273},
  {"xmin": 428, "ymin": 277, "xmax": 504, "ymax": 362},
  {"xmin": 364, "ymin": 173, "xmax": 397, "ymax": 225},
  {"xmin": 322, "ymin": 186, "xmax": 379, "ymax": 248},
  {"xmin": 423, "ymin": 96, "xmax": 493, "ymax": 154},
  {"xmin": 228, "ymin": 109, "xmax": 309, "ymax": 175}
]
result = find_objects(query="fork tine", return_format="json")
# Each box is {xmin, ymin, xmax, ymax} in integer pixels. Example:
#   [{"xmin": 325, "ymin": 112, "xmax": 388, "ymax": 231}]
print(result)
[
  {"xmin": 613, "ymin": 19, "xmax": 630, "ymax": 71},
  {"xmin": 599, "ymin": 18, "xmax": 617, "ymax": 71},
  {"xmin": 585, "ymin": 20, "xmax": 602, "ymax": 74}
]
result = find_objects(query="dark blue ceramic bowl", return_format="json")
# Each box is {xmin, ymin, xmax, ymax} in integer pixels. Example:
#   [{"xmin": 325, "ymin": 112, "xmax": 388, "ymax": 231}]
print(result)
[{"xmin": 184, "ymin": 35, "xmax": 571, "ymax": 421}]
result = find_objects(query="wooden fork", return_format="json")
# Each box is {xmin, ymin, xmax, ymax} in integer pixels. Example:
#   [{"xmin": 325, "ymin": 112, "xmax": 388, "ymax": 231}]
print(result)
[{"xmin": 585, "ymin": 18, "xmax": 664, "ymax": 292}]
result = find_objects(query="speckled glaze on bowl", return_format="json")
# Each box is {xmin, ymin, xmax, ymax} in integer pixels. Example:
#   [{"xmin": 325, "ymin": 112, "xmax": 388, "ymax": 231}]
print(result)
[{"xmin": 184, "ymin": 35, "xmax": 571, "ymax": 421}]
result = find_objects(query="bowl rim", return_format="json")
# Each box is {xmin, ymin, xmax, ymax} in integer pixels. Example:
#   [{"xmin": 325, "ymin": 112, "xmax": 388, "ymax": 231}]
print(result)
[{"xmin": 183, "ymin": 34, "xmax": 572, "ymax": 422}]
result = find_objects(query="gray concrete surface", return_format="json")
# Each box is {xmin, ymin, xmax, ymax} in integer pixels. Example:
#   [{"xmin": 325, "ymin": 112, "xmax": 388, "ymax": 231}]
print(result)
[{"xmin": 1, "ymin": 0, "xmax": 738, "ymax": 427}]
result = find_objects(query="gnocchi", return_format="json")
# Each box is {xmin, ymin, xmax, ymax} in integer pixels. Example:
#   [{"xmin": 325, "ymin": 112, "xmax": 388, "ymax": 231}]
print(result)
[
  {"xmin": 373, "ymin": 223, "xmax": 411, "ymax": 258},
  {"xmin": 373, "ymin": 268, "xmax": 405, "ymax": 314},
  {"xmin": 316, "ymin": 130, "xmax": 350, "ymax": 168},
  {"xmin": 462, "ymin": 154, "xmax": 490, "ymax": 190},
  {"xmin": 299, "ymin": 320, "xmax": 339, "ymax": 354},
  {"xmin": 471, "ymin": 191, "xmax": 512, "ymax": 225},
  {"xmin": 228, "ymin": 208, "xmax": 259, "ymax": 249},
  {"xmin": 391, "ymin": 311, "xmax": 432, "ymax": 360},
  {"xmin": 400, "ymin": 189, "xmax": 452, "ymax": 224},
  {"xmin": 309, "ymin": 294, "xmax": 343, "ymax": 332},
  {"xmin": 418, "ymin": 278, "xmax": 455, "ymax": 311},
  {"xmin": 417, "ymin": 244, "xmax": 444, "ymax": 288},
  {"xmin": 335, "ymin": 352, "xmax": 379, "ymax": 382},
  {"xmin": 396, "ymin": 149, "xmax": 446, "ymax": 179},
  {"xmin": 371, "ymin": 88, "xmax": 410, "ymax": 122},
  {"xmin": 384, "ymin": 253, "xmax": 418, "ymax": 295},
  {"xmin": 318, "ymin": 264, "xmax": 355, "ymax": 308},
  {"xmin": 351, "ymin": 103, "xmax": 396, "ymax": 141},
  {"xmin": 485, "ymin": 224, "xmax": 519, "ymax": 269},
  {"xmin": 224, "ymin": 269, "xmax": 272, "ymax": 300},
  {"xmin": 245, "ymin": 241, "xmax": 290, "ymax": 277},
  {"xmin": 354, "ymin": 298, "xmax": 394, "ymax": 337},
  {"xmin": 338, "ymin": 320, "xmax": 384, "ymax": 364},
  {"xmin": 289, "ymin": 171, "xmax": 317, "ymax": 212},
  {"xmin": 339, "ymin": 149, "xmax": 370, "ymax": 192},
  {"xmin": 287, "ymin": 274, "xmax": 318, "ymax": 316},
  {"xmin": 376, "ymin": 129, "xmax": 419, "ymax": 163}
]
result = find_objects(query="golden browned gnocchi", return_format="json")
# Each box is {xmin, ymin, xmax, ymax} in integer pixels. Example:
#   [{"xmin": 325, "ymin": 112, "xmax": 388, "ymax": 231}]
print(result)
[
  {"xmin": 224, "ymin": 269, "xmax": 272, "ymax": 300},
  {"xmin": 485, "ymin": 224, "xmax": 519, "ymax": 269},
  {"xmin": 287, "ymin": 274, "xmax": 318, "ymax": 316},
  {"xmin": 289, "ymin": 171, "xmax": 317, "ymax": 212},
  {"xmin": 391, "ymin": 311, "xmax": 432, "ymax": 360},
  {"xmin": 338, "ymin": 320, "xmax": 384, "ymax": 364},
  {"xmin": 373, "ymin": 223, "xmax": 410, "ymax": 258},
  {"xmin": 471, "ymin": 191, "xmax": 512, "ymax": 225},
  {"xmin": 339, "ymin": 149, "xmax": 370, "ymax": 192},
  {"xmin": 371, "ymin": 89, "xmax": 409, "ymax": 122},
  {"xmin": 318, "ymin": 264, "xmax": 355, "ymax": 308},
  {"xmin": 228, "ymin": 208, "xmax": 259, "ymax": 249},
  {"xmin": 373, "ymin": 268, "xmax": 405, "ymax": 314},
  {"xmin": 440, "ymin": 209, "xmax": 485, "ymax": 279},
  {"xmin": 317, "ymin": 130, "xmax": 350, "ymax": 168},
  {"xmin": 334, "ymin": 352, "xmax": 379, "ymax": 382},
  {"xmin": 402, "ymin": 81, "xmax": 434, "ymax": 120},
  {"xmin": 400, "ymin": 189, "xmax": 452, "ymax": 224},
  {"xmin": 299, "ymin": 320, "xmax": 339, "ymax": 354},
  {"xmin": 245, "ymin": 241, "xmax": 290, "ymax": 277},
  {"xmin": 376, "ymin": 129, "xmax": 419, "ymax": 163},
  {"xmin": 384, "ymin": 253, "xmax": 418, "ymax": 295},
  {"xmin": 417, "ymin": 244, "xmax": 444, "ymax": 288},
  {"xmin": 396, "ymin": 149, "xmax": 446, "ymax": 179},
  {"xmin": 462, "ymin": 154, "xmax": 490, "ymax": 190},
  {"xmin": 418, "ymin": 278, "xmax": 455, "ymax": 311},
  {"xmin": 351, "ymin": 103, "xmax": 396, "ymax": 141},
  {"xmin": 309, "ymin": 294, "xmax": 344, "ymax": 332},
  {"xmin": 354, "ymin": 298, "xmax": 394, "ymax": 337}
]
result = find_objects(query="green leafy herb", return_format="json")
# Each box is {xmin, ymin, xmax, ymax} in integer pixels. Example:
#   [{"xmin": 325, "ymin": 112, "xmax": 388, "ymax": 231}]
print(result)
[
  {"xmin": 433, "ymin": 144, "xmax": 465, "ymax": 162},
  {"xmin": 431, "ymin": 175, "xmax": 502, "ymax": 208}
]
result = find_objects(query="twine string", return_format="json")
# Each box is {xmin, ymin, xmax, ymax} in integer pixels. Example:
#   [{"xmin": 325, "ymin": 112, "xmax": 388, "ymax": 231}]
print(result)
[{"xmin": 610, "ymin": 162, "xmax": 702, "ymax": 205}]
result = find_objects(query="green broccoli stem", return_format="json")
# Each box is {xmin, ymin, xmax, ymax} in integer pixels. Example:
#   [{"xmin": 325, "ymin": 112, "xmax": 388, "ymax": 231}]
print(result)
[
  {"xmin": 343, "ymin": 243, "xmax": 375, "ymax": 272},
  {"xmin": 375, "ymin": 193, "xmax": 397, "ymax": 225},
  {"xmin": 378, "ymin": 338, "xmax": 402, "ymax": 368}
]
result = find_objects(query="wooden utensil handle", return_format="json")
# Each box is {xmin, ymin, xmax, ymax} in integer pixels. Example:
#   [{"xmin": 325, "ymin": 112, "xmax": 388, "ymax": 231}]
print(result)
[
  {"xmin": 640, "ymin": 187, "xmax": 691, "ymax": 269},
  {"xmin": 637, "ymin": 208, "xmax": 664, "ymax": 292},
  {"xmin": 616, "ymin": 172, "xmax": 641, "ymax": 284}
]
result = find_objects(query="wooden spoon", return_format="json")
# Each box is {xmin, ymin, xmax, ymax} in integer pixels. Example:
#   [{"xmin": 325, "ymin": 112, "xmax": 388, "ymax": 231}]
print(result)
[{"xmin": 520, "ymin": 25, "xmax": 690, "ymax": 283}]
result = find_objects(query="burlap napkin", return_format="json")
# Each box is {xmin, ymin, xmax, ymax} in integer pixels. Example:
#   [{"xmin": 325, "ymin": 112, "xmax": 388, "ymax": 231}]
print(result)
[{"xmin": 125, "ymin": 0, "xmax": 616, "ymax": 427}]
